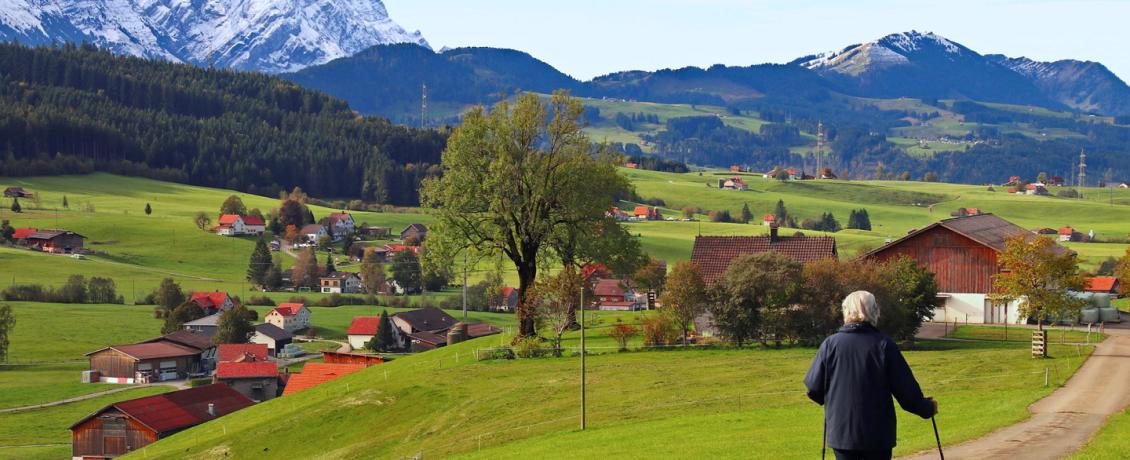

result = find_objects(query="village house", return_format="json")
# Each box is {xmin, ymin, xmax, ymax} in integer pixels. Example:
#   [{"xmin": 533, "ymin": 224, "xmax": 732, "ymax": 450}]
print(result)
[
  {"xmin": 608, "ymin": 206, "xmax": 633, "ymax": 222},
  {"xmin": 1025, "ymin": 183, "xmax": 1049, "ymax": 195},
  {"xmin": 70, "ymin": 384, "xmax": 254, "ymax": 459},
  {"xmin": 188, "ymin": 291, "xmax": 237, "ymax": 315},
  {"xmin": 360, "ymin": 226, "xmax": 391, "ymax": 238},
  {"xmin": 591, "ymin": 278, "xmax": 639, "ymax": 311},
  {"xmin": 346, "ymin": 316, "xmax": 398, "ymax": 350},
  {"xmin": 320, "ymin": 272, "xmax": 362, "ymax": 294},
  {"xmin": 249, "ymin": 323, "xmax": 293, "ymax": 356},
  {"xmin": 400, "ymin": 223, "xmax": 428, "ymax": 242},
  {"xmin": 182, "ymin": 314, "xmax": 220, "ymax": 337},
  {"xmin": 631, "ymin": 205, "xmax": 662, "ymax": 221},
  {"xmin": 625, "ymin": 162, "xmax": 638, "ymax": 169},
  {"xmin": 690, "ymin": 225, "xmax": 838, "ymax": 285},
  {"xmin": 761, "ymin": 214, "xmax": 776, "ymax": 227},
  {"xmin": 214, "ymin": 214, "xmax": 265, "ymax": 236},
  {"xmin": 264, "ymin": 303, "xmax": 310, "ymax": 332},
  {"xmin": 719, "ymin": 177, "xmax": 749, "ymax": 191},
  {"xmin": 3, "ymin": 186, "xmax": 32, "ymax": 198},
  {"xmin": 82, "ymin": 332, "xmax": 215, "ymax": 385},
  {"xmin": 321, "ymin": 212, "xmax": 355, "ymax": 240},
  {"xmin": 281, "ymin": 363, "xmax": 367, "ymax": 396},
  {"xmin": 861, "ymin": 213, "xmax": 1073, "ymax": 324},
  {"xmin": 1085, "ymin": 276, "xmax": 1121, "ymax": 297},
  {"xmin": 490, "ymin": 287, "xmax": 519, "ymax": 312},
  {"xmin": 1058, "ymin": 226, "xmax": 1077, "ymax": 242},
  {"xmin": 214, "ymin": 344, "xmax": 277, "ymax": 402},
  {"xmin": 300, "ymin": 223, "xmax": 329, "ymax": 246},
  {"xmin": 25, "ymin": 229, "xmax": 85, "ymax": 254}
]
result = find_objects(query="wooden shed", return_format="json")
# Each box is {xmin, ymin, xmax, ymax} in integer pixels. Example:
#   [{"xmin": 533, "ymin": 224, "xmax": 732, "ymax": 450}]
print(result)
[
  {"xmin": 70, "ymin": 384, "xmax": 253, "ymax": 459},
  {"xmin": 85, "ymin": 343, "xmax": 200, "ymax": 384}
]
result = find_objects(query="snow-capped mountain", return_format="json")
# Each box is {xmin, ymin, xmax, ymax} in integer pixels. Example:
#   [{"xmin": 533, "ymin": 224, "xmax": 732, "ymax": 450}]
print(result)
[
  {"xmin": 0, "ymin": 0, "xmax": 429, "ymax": 73},
  {"xmin": 791, "ymin": 31, "xmax": 1055, "ymax": 106},
  {"xmin": 987, "ymin": 55, "xmax": 1130, "ymax": 116}
]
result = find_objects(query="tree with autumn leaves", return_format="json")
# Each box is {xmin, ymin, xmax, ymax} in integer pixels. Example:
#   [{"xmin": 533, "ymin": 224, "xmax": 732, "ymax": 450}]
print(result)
[{"xmin": 992, "ymin": 235, "xmax": 1085, "ymax": 330}]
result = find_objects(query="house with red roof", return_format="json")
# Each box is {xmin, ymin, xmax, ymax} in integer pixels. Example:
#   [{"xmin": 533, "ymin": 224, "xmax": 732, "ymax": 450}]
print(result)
[
  {"xmin": 214, "ymin": 346, "xmax": 277, "ymax": 401},
  {"xmin": 214, "ymin": 214, "xmax": 265, "ymax": 236},
  {"xmin": 188, "ymin": 292, "xmax": 237, "ymax": 315},
  {"xmin": 1025, "ymin": 183, "xmax": 1049, "ymax": 196},
  {"xmin": 591, "ymin": 278, "xmax": 641, "ymax": 311},
  {"xmin": 720, "ymin": 177, "xmax": 748, "ymax": 191},
  {"xmin": 70, "ymin": 384, "xmax": 254, "ymax": 458},
  {"xmin": 761, "ymin": 214, "xmax": 776, "ymax": 227},
  {"xmin": 490, "ymin": 287, "xmax": 519, "ymax": 312},
  {"xmin": 282, "ymin": 363, "xmax": 367, "ymax": 396},
  {"xmin": 217, "ymin": 343, "xmax": 270, "ymax": 363},
  {"xmin": 346, "ymin": 316, "xmax": 400, "ymax": 350},
  {"xmin": 265, "ymin": 303, "xmax": 310, "ymax": 332},
  {"xmin": 1085, "ymin": 276, "xmax": 1120, "ymax": 296},
  {"xmin": 1058, "ymin": 226, "xmax": 1076, "ymax": 242},
  {"xmin": 691, "ymin": 226, "xmax": 837, "ymax": 285}
]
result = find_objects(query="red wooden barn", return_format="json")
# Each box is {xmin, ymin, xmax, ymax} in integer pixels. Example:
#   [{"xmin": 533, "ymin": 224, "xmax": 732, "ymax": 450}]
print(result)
[
  {"xmin": 70, "ymin": 384, "xmax": 253, "ymax": 459},
  {"xmin": 861, "ymin": 213, "xmax": 1073, "ymax": 324}
]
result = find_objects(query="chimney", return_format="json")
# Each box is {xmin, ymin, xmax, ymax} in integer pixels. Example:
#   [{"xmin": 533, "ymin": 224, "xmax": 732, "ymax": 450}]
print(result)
[
  {"xmin": 769, "ymin": 222, "xmax": 779, "ymax": 242},
  {"xmin": 207, "ymin": 403, "xmax": 216, "ymax": 417}
]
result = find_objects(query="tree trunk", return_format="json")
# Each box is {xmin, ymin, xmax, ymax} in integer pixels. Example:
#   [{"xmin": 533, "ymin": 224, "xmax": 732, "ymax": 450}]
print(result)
[{"xmin": 515, "ymin": 260, "xmax": 538, "ymax": 337}]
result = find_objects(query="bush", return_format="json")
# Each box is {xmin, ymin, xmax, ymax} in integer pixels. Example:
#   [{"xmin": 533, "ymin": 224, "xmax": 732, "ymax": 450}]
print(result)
[
  {"xmin": 513, "ymin": 337, "xmax": 549, "ymax": 358},
  {"xmin": 608, "ymin": 322, "xmax": 640, "ymax": 351},
  {"xmin": 477, "ymin": 347, "xmax": 515, "ymax": 361},
  {"xmin": 188, "ymin": 378, "xmax": 212, "ymax": 388},
  {"xmin": 246, "ymin": 296, "xmax": 276, "ymax": 306},
  {"xmin": 642, "ymin": 315, "xmax": 678, "ymax": 347},
  {"xmin": 1057, "ymin": 189, "xmax": 1080, "ymax": 198},
  {"xmin": 314, "ymin": 294, "xmax": 367, "ymax": 307},
  {"xmin": 1, "ymin": 284, "xmax": 50, "ymax": 302}
]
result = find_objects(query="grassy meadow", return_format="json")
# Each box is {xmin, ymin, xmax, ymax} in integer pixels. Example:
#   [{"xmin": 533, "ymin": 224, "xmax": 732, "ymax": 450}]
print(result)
[
  {"xmin": 127, "ymin": 335, "xmax": 1093, "ymax": 460},
  {"xmin": 1070, "ymin": 409, "xmax": 1130, "ymax": 459}
]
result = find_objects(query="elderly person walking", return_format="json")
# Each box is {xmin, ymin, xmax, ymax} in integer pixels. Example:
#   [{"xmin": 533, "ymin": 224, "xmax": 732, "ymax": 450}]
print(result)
[{"xmin": 804, "ymin": 291, "xmax": 938, "ymax": 460}]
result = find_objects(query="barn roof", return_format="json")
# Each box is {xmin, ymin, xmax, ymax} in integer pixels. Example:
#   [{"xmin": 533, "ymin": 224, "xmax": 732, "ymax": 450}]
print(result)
[
  {"xmin": 281, "ymin": 363, "xmax": 366, "ymax": 396},
  {"xmin": 143, "ymin": 330, "xmax": 214, "ymax": 352},
  {"xmin": 690, "ymin": 234, "xmax": 837, "ymax": 284},
  {"xmin": 394, "ymin": 307, "xmax": 456, "ymax": 332},
  {"xmin": 70, "ymin": 384, "xmax": 254, "ymax": 433},
  {"xmin": 217, "ymin": 344, "xmax": 269, "ymax": 362},
  {"xmin": 346, "ymin": 316, "xmax": 380, "ymax": 336},
  {"xmin": 87, "ymin": 342, "xmax": 200, "ymax": 360},
  {"xmin": 254, "ymin": 323, "xmax": 293, "ymax": 341},
  {"xmin": 861, "ymin": 214, "xmax": 1073, "ymax": 259},
  {"xmin": 26, "ymin": 229, "xmax": 84, "ymax": 240},
  {"xmin": 216, "ymin": 361, "xmax": 278, "ymax": 379},
  {"xmin": 1085, "ymin": 276, "xmax": 1119, "ymax": 293},
  {"xmin": 593, "ymin": 279, "xmax": 626, "ymax": 297}
]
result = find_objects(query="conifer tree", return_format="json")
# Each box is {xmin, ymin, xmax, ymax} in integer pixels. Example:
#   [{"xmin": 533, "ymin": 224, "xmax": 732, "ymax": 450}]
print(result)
[
  {"xmin": 247, "ymin": 238, "xmax": 272, "ymax": 287},
  {"xmin": 740, "ymin": 203, "xmax": 753, "ymax": 224},
  {"xmin": 10, "ymin": 198, "xmax": 19, "ymax": 213},
  {"xmin": 144, "ymin": 203, "xmax": 152, "ymax": 215},
  {"xmin": 62, "ymin": 195, "xmax": 68, "ymax": 209}
]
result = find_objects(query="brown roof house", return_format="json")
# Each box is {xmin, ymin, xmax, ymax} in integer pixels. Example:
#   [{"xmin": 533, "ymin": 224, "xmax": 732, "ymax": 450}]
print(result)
[
  {"xmin": 690, "ymin": 225, "xmax": 838, "ymax": 285},
  {"xmin": 388, "ymin": 307, "xmax": 502, "ymax": 352},
  {"xmin": 400, "ymin": 223, "xmax": 427, "ymax": 242},
  {"xmin": 861, "ymin": 213, "xmax": 1074, "ymax": 324},
  {"xmin": 86, "ymin": 342, "xmax": 201, "ymax": 384},
  {"xmin": 70, "ymin": 384, "xmax": 254, "ymax": 459},
  {"xmin": 25, "ymin": 229, "xmax": 85, "ymax": 254}
]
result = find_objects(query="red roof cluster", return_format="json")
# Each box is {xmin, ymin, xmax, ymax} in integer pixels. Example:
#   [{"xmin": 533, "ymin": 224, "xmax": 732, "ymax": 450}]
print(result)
[
  {"xmin": 1086, "ymin": 276, "xmax": 1119, "ymax": 293},
  {"xmin": 190, "ymin": 291, "xmax": 233, "ymax": 309},
  {"xmin": 282, "ymin": 363, "xmax": 366, "ymax": 396},
  {"xmin": 270, "ymin": 303, "xmax": 305, "ymax": 317},
  {"xmin": 347, "ymin": 316, "xmax": 380, "ymax": 336},
  {"xmin": 217, "ymin": 343, "xmax": 270, "ymax": 362},
  {"xmin": 690, "ymin": 235, "xmax": 837, "ymax": 284},
  {"xmin": 71, "ymin": 384, "xmax": 253, "ymax": 434},
  {"xmin": 216, "ymin": 361, "xmax": 277, "ymax": 379}
]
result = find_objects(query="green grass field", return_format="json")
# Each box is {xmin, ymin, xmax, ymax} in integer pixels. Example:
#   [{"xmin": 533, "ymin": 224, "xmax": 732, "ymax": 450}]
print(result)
[
  {"xmin": 947, "ymin": 325, "xmax": 1107, "ymax": 344},
  {"xmin": 126, "ymin": 336, "xmax": 1091, "ymax": 460}
]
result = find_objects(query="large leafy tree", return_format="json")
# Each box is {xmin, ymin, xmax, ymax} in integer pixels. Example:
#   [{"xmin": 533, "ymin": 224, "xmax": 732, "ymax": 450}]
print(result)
[
  {"xmin": 422, "ymin": 91, "xmax": 634, "ymax": 337},
  {"xmin": 213, "ymin": 305, "xmax": 257, "ymax": 344},
  {"xmin": 220, "ymin": 195, "xmax": 247, "ymax": 216},
  {"xmin": 992, "ymin": 235, "xmax": 1085, "ymax": 330},
  {"xmin": 389, "ymin": 250, "xmax": 422, "ymax": 294},
  {"xmin": 292, "ymin": 247, "xmax": 321, "ymax": 289},
  {"xmin": 709, "ymin": 253, "xmax": 804, "ymax": 347},
  {"xmin": 359, "ymin": 248, "xmax": 387, "ymax": 294},
  {"xmin": 660, "ymin": 261, "xmax": 706, "ymax": 346},
  {"xmin": 533, "ymin": 266, "xmax": 590, "ymax": 354}
]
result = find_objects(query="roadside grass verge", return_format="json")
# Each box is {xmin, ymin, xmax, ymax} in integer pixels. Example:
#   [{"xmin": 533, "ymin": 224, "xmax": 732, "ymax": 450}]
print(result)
[{"xmin": 947, "ymin": 325, "xmax": 1108, "ymax": 344}]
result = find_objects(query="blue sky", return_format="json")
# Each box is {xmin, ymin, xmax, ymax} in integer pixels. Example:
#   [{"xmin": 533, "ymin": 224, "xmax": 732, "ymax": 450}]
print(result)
[{"xmin": 385, "ymin": 0, "xmax": 1129, "ymax": 81}]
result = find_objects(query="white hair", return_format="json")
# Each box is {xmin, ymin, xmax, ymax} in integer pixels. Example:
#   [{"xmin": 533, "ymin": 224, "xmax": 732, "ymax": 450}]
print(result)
[{"xmin": 842, "ymin": 291, "xmax": 880, "ymax": 326}]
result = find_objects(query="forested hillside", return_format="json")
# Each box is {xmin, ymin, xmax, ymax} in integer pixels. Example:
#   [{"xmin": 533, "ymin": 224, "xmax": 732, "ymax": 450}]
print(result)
[{"xmin": 0, "ymin": 43, "xmax": 446, "ymax": 205}]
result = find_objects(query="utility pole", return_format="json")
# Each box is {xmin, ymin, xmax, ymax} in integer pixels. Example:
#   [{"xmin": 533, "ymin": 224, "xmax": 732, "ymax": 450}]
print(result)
[
  {"xmin": 1078, "ymin": 149, "xmax": 1087, "ymax": 199},
  {"xmin": 816, "ymin": 120, "xmax": 824, "ymax": 179},
  {"xmin": 580, "ymin": 286, "xmax": 586, "ymax": 431},
  {"xmin": 462, "ymin": 251, "xmax": 468, "ymax": 321}
]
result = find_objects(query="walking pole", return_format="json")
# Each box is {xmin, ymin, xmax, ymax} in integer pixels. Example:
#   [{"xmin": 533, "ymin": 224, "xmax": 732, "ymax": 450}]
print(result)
[{"xmin": 932, "ymin": 416, "xmax": 944, "ymax": 460}]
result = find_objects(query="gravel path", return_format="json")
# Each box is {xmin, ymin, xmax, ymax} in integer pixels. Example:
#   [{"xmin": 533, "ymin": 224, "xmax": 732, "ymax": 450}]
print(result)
[{"xmin": 901, "ymin": 324, "xmax": 1130, "ymax": 460}]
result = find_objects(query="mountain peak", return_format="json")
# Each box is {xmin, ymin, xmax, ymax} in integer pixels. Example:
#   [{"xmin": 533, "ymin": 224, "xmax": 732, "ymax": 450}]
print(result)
[{"xmin": 0, "ymin": 0, "xmax": 429, "ymax": 73}]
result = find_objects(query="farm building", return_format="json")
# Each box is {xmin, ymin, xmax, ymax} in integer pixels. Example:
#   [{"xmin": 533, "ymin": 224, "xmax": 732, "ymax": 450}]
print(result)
[
  {"xmin": 85, "ymin": 343, "xmax": 201, "ymax": 384},
  {"xmin": 346, "ymin": 316, "xmax": 400, "ymax": 350},
  {"xmin": 214, "ymin": 214, "xmax": 265, "ymax": 236},
  {"xmin": 490, "ymin": 287, "xmax": 519, "ymax": 312},
  {"xmin": 188, "ymin": 291, "xmax": 237, "ymax": 315},
  {"xmin": 400, "ymin": 223, "xmax": 428, "ymax": 242},
  {"xmin": 392, "ymin": 307, "xmax": 457, "ymax": 341},
  {"xmin": 591, "ymin": 278, "xmax": 640, "ymax": 310},
  {"xmin": 182, "ymin": 314, "xmax": 220, "ymax": 337},
  {"xmin": 690, "ymin": 226, "xmax": 838, "ymax": 285},
  {"xmin": 25, "ymin": 229, "xmax": 85, "ymax": 254},
  {"xmin": 217, "ymin": 343, "xmax": 270, "ymax": 363},
  {"xmin": 215, "ymin": 361, "xmax": 278, "ymax": 402},
  {"xmin": 861, "ymin": 213, "xmax": 1073, "ymax": 324},
  {"xmin": 250, "ymin": 323, "xmax": 293, "ymax": 356},
  {"xmin": 70, "ymin": 384, "xmax": 253, "ymax": 459},
  {"xmin": 320, "ymin": 272, "xmax": 362, "ymax": 294},
  {"xmin": 12, "ymin": 227, "xmax": 37, "ymax": 241},
  {"xmin": 1085, "ymin": 277, "xmax": 1121, "ymax": 296},
  {"xmin": 264, "ymin": 303, "xmax": 310, "ymax": 332},
  {"xmin": 3, "ymin": 186, "xmax": 32, "ymax": 198},
  {"xmin": 322, "ymin": 351, "xmax": 386, "ymax": 366},
  {"xmin": 1058, "ymin": 226, "xmax": 1077, "ymax": 242},
  {"xmin": 407, "ymin": 322, "xmax": 503, "ymax": 352},
  {"xmin": 360, "ymin": 226, "xmax": 391, "ymax": 238},
  {"xmin": 282, "ymin": 363, "xmax": 367, "ymax": 396}
]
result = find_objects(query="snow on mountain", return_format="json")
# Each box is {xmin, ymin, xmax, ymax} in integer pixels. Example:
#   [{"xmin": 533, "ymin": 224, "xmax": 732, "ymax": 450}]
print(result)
[
  {"xmin": 0, "ymin": 0, "xmax": 429, "ymax": 73},
  {"xmin": 988, "ymin": 54, "xmax": 1130, "ymax": 116},
  {"xmin": 798, "ymin": 30, "xmax": 970, "ymax": 75}
]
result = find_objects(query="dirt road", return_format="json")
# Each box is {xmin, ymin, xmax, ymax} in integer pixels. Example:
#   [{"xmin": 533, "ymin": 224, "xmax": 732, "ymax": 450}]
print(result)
[{"xmin": 901, "ymin": 325, "xmax": 1130, "ymax": 460}]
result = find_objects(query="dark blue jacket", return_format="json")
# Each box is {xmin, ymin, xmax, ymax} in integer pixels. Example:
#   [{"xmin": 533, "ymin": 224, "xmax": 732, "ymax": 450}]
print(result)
[{"xmin": 803, "ymin": 322, "xmax": 934, "ymax": 450}]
